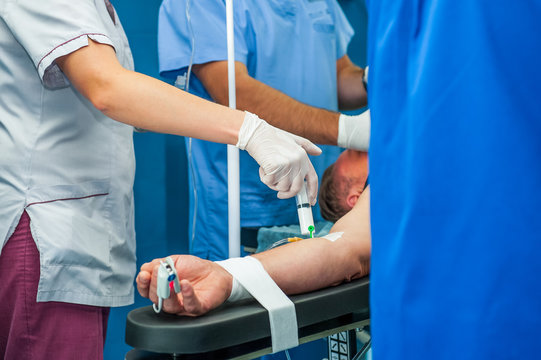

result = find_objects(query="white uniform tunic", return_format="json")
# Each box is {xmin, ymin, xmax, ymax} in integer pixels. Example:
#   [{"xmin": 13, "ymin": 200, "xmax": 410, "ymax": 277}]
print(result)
[{"xmin": 0, "ymin": 0, "xmax": 136, "ymax": 307}]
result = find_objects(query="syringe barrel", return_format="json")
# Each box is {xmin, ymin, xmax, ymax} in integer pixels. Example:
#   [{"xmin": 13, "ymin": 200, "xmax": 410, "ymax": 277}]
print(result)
[{"xmin": 295, "ymin": 182, "xmax": 315, "ymax": 235}]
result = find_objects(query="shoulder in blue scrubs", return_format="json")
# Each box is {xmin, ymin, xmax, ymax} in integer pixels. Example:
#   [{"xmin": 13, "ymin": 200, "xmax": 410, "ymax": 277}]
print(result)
[
  {"xmin": 367, "ymin": 1, "xmax": 541, "ymax": 358},
  {"xmin": 158, "ymin": 0, "xmax": 353, "ymax": 260}
]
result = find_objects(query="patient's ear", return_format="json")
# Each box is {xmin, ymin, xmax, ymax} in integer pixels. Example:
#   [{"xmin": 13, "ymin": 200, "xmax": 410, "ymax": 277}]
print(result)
[{"xmin": 346, "ymin": 193, "xmax": 360, "ymax": 210}]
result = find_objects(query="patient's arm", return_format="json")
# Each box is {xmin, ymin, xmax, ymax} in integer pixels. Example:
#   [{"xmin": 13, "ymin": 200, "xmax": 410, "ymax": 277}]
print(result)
[
  {"xmin": 254, "ymin": 186, "xmax": 371, "ymax": 295},
  {"xmin": 137, "ymin": 187, "xmax": 371, "ymax": 316}
]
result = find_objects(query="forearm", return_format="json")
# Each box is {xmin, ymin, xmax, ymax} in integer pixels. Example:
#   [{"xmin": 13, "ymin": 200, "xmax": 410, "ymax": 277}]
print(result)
[
  {"xmin": 235, "ymin": 75, "xmax": 339, "ymax": 145},
  {"xmin": 99, "ymin": 70, "xmax": 244, "ymax": 144},
  {"xmin": 336, "ymin": 55, "xmax": 367, "ymax": 111},
  {"xmin": 194, "ymin": 61, "xmax": 339, "ymax": 145},
  {"xmin": 57, "ymin": 40, "xmax": 244, "ymax": 145},
  {"xmin": 252, "ymin": 237, "xmax": 368, "ymax": 295},
  {"xmin": 252, "ymin": 187, "xmax": 371, "ymax": 295}
]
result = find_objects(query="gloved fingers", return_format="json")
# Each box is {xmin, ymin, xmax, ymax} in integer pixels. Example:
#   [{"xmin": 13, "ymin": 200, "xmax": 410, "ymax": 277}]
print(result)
[
  {"xmin": 245, "ymin": 117, "xmax": 319, "ymax": 200},
  {"xmin": 258, "ymin": 161, "xmax": 292, "ymax": 192},
  {"xmin": 258, "ymin": 167, "xmax": 276, "ymax": 189},
  {"xmin": 290, "ymin": 133, "xmax": 322, "ymax": 156},
  {"xmin": 260, "ymin": 165, "xmax": 301, "ymax": 196},
  {"xmin": 276, "ymin": 170, "xmax": 304, "ymax": 199},
  {"xmin": 305, "ymin": 163, "xmax": 319, "ymax": 205}
]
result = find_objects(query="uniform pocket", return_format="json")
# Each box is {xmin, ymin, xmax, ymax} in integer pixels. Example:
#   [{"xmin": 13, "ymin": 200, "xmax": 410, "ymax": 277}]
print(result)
[
  {"xmin": 25, "ymin": 179, "xmax": 112, "ymax": 269},
  {"xmin": 268, "ymin": 0, "xmax": 297, "ymax": 20},
  {"xmin": 306, "ymin": 0, "xmax": 335, "ymax": 33}
]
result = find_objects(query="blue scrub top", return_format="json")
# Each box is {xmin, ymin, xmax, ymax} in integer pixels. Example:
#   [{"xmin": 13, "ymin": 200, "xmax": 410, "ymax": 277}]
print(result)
[
  {"xmin": 367, "ymin": 0, "xmax": 541, "ymax": 358},
  {"xmin": 158, "ymin": 0, "xmax": 353, "ymax": 259}
]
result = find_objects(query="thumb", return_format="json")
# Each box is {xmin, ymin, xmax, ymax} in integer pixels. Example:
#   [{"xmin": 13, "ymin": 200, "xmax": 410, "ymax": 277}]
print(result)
[{"xmin": 179, "ymin": 280, "xmax": 204, "ymax": 316}]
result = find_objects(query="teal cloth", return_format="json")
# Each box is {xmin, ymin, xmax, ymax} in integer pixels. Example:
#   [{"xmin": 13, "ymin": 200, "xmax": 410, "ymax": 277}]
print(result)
[{"xmin": 256, "ymin": 221, "xmax": 334, "ymax": 253}]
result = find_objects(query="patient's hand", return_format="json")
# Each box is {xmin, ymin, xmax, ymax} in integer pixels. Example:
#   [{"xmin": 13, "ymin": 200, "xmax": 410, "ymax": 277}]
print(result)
[{"xmin": 136, "ymin": 255, "xmax": 233, "ymax": 316}]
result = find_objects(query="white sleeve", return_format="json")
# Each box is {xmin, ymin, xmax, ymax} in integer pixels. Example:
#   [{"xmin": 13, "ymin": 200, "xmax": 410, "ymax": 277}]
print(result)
[{"xmin": 2, "ymin": 0, "xmax": 116, "ymax": 88}]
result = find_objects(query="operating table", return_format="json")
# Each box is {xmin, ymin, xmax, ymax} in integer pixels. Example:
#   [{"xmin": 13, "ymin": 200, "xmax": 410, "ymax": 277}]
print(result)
[{"xmin": 125, "ymin": 276, "xmax": 370, "ymax": 359}]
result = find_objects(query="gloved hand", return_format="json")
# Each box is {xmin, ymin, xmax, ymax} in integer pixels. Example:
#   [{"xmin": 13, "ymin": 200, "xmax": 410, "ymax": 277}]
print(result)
[
  {"xmin": 337, "ymin": 109, "xmax": 371, "ymax": 151},
  {"xmin": 237, "ymin": 112, "xmax": 321, "ymax": 204}
]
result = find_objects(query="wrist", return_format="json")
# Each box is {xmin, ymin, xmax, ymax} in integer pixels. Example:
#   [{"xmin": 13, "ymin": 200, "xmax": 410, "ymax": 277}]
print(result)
[
  {"xmin": 236, "ymin": 111, "xmax": 264, "ymax": 150},
  {"xmin": 337, "ymin": 110, "xmax": 371, "ymax": 151},
  {"xmin": 215, "ymin": 260, "xmax": 252, "ymax": 303},
  {"xmin": 362, "ymin": 66, "xmax": 369, "ymax": 93},
  {"xmin": 227, "ymin": 276, "xmax": 252, "ymax": 303}
]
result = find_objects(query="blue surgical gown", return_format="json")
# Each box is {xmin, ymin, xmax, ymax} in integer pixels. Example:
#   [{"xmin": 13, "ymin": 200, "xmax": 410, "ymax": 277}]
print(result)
[
  {"xmin": 158, "ymin": 0, "xmax": 353, "ymax": 260},
  {"xmin": 367, "ymin": 0, "xmax": 541, "ymax": 359}
]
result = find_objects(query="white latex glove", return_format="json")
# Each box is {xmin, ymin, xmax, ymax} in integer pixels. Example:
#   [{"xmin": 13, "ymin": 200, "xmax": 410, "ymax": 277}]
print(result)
[
  {"xmin": 237, "ymin": 112, "xmax": 321, "ymax": 204},
  {"xmin": 337, "ymin": 109, "xmax": 371, "ymax": 151}
]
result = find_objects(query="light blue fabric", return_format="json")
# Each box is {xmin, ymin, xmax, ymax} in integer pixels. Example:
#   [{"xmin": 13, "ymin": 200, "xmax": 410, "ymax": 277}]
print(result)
[
  {"xmin": 158, "ymin": 0, "xmax": 353, "ymax": 260},
  {"xmin": 256, "ymin": 221, "xmax": 334, "ymax": 253},
  {"xmin": 0, "ymin": 0, "xmax": 136, "ymax": 307}
]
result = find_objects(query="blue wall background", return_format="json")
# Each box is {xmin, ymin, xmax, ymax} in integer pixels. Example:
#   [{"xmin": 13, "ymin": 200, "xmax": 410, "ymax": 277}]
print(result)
[
  {"xmin": 105, "ymin": 1, "xmax": 367, "ymax": 359},
  {"xmin": 104, "ymin": 2, "xmax": 189, "ymax": 359}
]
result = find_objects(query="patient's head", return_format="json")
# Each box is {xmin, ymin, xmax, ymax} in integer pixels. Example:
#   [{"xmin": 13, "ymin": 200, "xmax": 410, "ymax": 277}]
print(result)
[{"xmin": 319, "ymin": 150, "xmax": 369, "ymax": 222}]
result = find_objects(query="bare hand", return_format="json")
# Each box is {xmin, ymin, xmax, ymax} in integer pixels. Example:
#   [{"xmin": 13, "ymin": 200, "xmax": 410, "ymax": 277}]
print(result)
[{"xmin": 136, "ymin": 255, "xmax": 233, "ymax": 316}]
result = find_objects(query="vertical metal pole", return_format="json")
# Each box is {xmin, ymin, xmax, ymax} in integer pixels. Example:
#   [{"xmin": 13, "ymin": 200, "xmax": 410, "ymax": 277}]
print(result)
[{"xmin": 226, "ymin": 0, "xmax": 241, "ymax": 258}]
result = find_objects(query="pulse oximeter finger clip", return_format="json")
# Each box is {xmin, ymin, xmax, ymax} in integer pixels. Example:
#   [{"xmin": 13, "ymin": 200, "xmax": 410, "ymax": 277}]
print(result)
[{"xmin": 153, "ymin": 256, "xmax": 181, "ymax": 313}]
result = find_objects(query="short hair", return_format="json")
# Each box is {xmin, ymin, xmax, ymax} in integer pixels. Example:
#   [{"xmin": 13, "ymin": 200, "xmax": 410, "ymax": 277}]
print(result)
[{"xmin": 319, "ymin": 163, "xmax": 356, "ymax": 222}]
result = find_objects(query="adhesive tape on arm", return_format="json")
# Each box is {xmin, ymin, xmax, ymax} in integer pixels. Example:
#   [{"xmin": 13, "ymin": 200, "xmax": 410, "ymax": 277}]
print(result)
[
  {"xmin": 322, "ymin": 232, "xmax": 344, "ymax": 242},
  {"xmin": 216, "ymin": 256, "xmax": 299, "ymax": 353}
]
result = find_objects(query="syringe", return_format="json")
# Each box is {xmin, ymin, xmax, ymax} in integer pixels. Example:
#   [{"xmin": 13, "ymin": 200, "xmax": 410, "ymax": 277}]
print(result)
[{"xmin": 296, "ymin": 181, "xmax": 315, "ymax": 238}]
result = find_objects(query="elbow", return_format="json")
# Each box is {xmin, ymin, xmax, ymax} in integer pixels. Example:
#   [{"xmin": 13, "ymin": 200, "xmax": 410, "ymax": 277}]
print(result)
[
  {"xmin": 337, "ymin": 89, "xmax": 368, "ymax": 111},
  {"xmin": 329, "ymin": 257, "xmax": 369, "ymax": 287},
  {"xmin": 341, "ymin": 240, "xmax": 371, "ymax": 282},
  {"xmin": 75, "ymin": 67, "xmax": 127, "ymax": 114},
  {"xmin": 88, "ymin": 91, "xmax": 111, "ymax": 113},
  {"xmin": 345, "ymin": 259, "xmax": 370, "ymax": 282},
  {"xmin": 83, "ymin": 77, "xmax": 118, "ymax": 114}
]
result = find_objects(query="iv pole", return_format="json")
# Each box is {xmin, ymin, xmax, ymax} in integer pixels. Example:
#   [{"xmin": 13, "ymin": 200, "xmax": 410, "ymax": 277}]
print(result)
[{"xmin": 226, "ymin": 0, "xmax": 241, "ymax": 258}]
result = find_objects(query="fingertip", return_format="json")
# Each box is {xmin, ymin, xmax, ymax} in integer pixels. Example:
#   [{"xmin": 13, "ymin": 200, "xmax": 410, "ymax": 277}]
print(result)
[
  {"xmin": 276, "ymin": 191, "xmax": 288, "ymax": 200},
  {"xmin": 139, "ymin": 271, "xmax": 150, "ymax": 284},
  {"xmin": 294, "ymin": 135, "xmax": 321, "ymax": 156},
  {"xmin": 136, "ymin": 273, "xmax": 151, "ymax": 298},
  {"xmin": 289, "ymin": 179, "xmax": 303, "ymax": 198},
  {"xmin": 309, "ymin": 184, "xmax": 318, "ymax": 205},
  {"xmin": 308, "ymin": 144, "xmax": 322, "ymax": 156},
  {"xmin": 306, "ymin": 176, "xmax": 319, "ymax": 205}
]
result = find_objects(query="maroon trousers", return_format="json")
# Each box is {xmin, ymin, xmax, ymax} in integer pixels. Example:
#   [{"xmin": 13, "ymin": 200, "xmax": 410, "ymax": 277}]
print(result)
[{"xmin": 0, "ymin": 211, "xmax": 110, "ymax": 360}]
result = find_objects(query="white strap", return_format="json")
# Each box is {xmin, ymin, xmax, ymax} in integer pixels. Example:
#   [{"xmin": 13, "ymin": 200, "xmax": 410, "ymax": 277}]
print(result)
[
  {"xmin": 216, "ymin": 256, "xmax": 299, "ymax": 353},
  {"xmin": 226, "ymin": 277, "xmax": 252, "ymax": 303}
]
